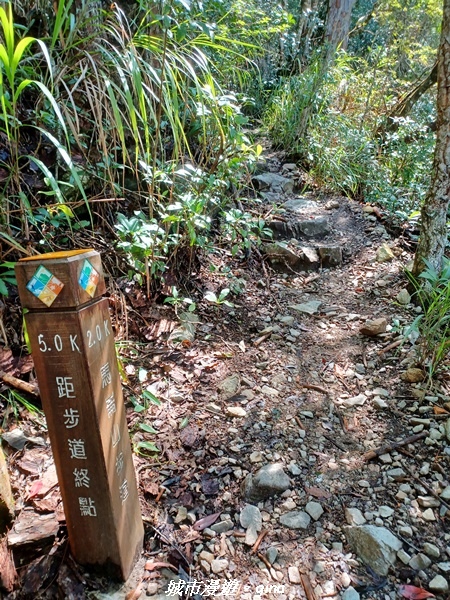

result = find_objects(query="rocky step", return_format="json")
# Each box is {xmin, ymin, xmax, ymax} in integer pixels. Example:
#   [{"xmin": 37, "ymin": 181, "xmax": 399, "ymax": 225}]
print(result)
[{"xmin": 263, "ymin": 241, "xmax": 343, "ymax": 272}]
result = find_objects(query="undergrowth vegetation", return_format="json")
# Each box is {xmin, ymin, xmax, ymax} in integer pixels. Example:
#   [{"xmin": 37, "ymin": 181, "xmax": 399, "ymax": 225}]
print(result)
[
  {"xmin": 0, "ymin": 0, "xmax": 444, "ymax": 299},
  {"xmin": 264, "ymin": 53, "xmax": 437, "ymax": 218}
]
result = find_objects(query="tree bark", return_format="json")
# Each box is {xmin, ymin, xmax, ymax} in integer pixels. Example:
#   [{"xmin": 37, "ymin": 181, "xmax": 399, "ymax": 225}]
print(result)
[
  {"xmin": 324, "ymin": 0, "xmax": 356, "ymax": 61},
  {"xmin": 412, "ymin": 0, "xmax": 450, "ymax": 276}
]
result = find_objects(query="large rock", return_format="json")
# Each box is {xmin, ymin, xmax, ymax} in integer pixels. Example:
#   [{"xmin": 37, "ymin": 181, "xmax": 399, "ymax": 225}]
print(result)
[
  {"xmin": 268, "ymin": 216, "xmax": 330, "ymax": 240},
  {"xmin": 242, "ymin": 463, "xmax": 291, "ymax": 502},
  {"xmin": 263, "ymin": 243, "xmax": 320, "ymax": 272},
  {"xmin": 345, "ymin": 526, "xmax": 402, "ymax": 576},
  {"xmin": 283, "ymin": 198, "xmax": 318, "ymax": 213},
  {"xmin": 263, "ymin": 243, "xmax": 303, "ymax": 270},
  {"xmin": 318, "ymin": 246, "xmax": 343, "ymax": 267},
  {"xmin": 252, "ymin": 173, "xmax": 294, "ymax": 194},
  {"xmin": 0, "ymin": 446, "xmax": 14, "ymax": 532},
  {"xmin": 296, "ymin": 217, "xmax": 331, "ymax": 238}
]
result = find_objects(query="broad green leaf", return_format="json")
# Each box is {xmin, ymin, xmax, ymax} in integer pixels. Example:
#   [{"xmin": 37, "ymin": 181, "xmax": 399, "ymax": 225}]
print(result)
[
  {"xmin": 139, "ymin": 423, "xmax": 159, "ymax": 434},
  {"xmin": 142, "ymin": 390, "xmax": 161, "ymax": 406},
  {"xmin": 179, "ymin": 416, "xmax": 190, "ymax": 429},
  {"xmin": 136, "ymin": 441, "xmax": 160, "ymax": 453}
]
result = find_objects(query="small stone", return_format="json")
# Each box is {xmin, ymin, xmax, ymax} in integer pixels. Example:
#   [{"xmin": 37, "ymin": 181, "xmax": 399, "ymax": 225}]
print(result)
[
  {"xmin": 386, "ymin": 468, "xmax": 406, "ymax": 480},
  {"xmin": 440, "ymin": 486, "xmax": 450, "ymax": 500},
  {"xmin": 429, "ymin": 575, "xmax": 449, "ymax": 593},
  {"xmin": 345, "ymin": 525, "xmax": 402, "ymax": 576},
  {"xmin": 249, "ymin": 451, "xmax": 263, "ymax": 463},
  {"xmin": 240, "ymin": 504, "xmax": 262, "ymax": 546},
  {"xmin": 174, "ymin": 506, "xmax": 188, "ymax": 523},
  {"xmin": 290, "ymin": 301, "xmax": 322, "ymax": 315},
  {"xmin": 437, "ymin": 562, "xmax": 450, "ymax": 572},
  {"xmin": 401, "ymin": 368, "xmax": 426, "ymax": 383},
  {"xmin": 397, "ymin": 549, "xmax": 411, "ymax": 564},
  {"xmin": 423, "ymin": 542, "xmax": 440, "ymax": 558},
  {"xmin": 266, "ymin": 547, "xmax": 278, "ymax": 564},
  {"xmin": 345, "ymin": 508, "xmax": 366, "ymax": 526},
  {"xmin": 376, "ymin": 243, "xmax": 395, "ymax": 262},
  {"xmin": 396, "ymin": 289, "xmax": 411, "ymax": 305},
  {"xmin": 422, "ymin": 508, "xmax": 436, "ymax": 521},
  {"xmin": 418, "ymin": 496, "xmax": 440, "ymax": 508},
  {"xmin": 242, "ymin": 463, "xmax": 291, "ymax": 502},
  {"xmin": 379, "ymin": 506, "xmax": 394, "ymax": 518},
  {"xmin": 325, "ymin": 199, "xmax": 340, "ymax": 210},
  {"xmin": 360, "ymin": 318, "xmax": 388, "ymax": 337},
  {"xmin": 399, "ymin": 525, "xmax": 413, "ymax": 537},
  {"xmin": 288, "ymin": 566, "xmax": 301, "ymax": 584},
  {"xmin": 226, "ymin": 406, "xmax": 247, "ymax": 418},
  {"xmin": 199, "ymin": 551, "xmax": 215, "ymax": 564},
  {"xmin": 409, "ymin": 553, "xmax": 431, "ymax": 570},
  {"xmin": 279, "ymin": 511, "xmax": 311, "ymax": 530},
  {"xmin": 373, "ymin": 396, "xmax": 389, "ymax": 409},
  {"xmin": 210, "ymin": 519, "xmax": 233, "ymax": 534},
  {"xmin": 281, "ymin": 498, "xmax": 297, "ymax": 511},
  {"xmin": 313, "ymin": 561, "xmax": 325, "ymax": 573},
  {"xmin": 322, "ymin": 581, "xmax": 336, "ymax": 595},
  {"xmin": 147, "ymin": 582, "xmax": 159, "ymax": 595},
  {"xmin": 305, "ymin": 501, "xmax": 323, "ymax": 521},
  {"xmin": 261, "ymin": 385, "xmax": 279, "ymax": 398},
  {"xmin": 379, "ymin": 453, "xmax": 392, "ymax": 464},
  {"xmin": 445, "ymin": 418, "xmax": 450, "ymax": 442},
  {"xmin": 218, "ymin": 374, "xmax": 240, "ymax": 398},
  {"xmin": 279, "ymin": 315, "xmax": 295, "ymax": 325},
  {"xmin": 211, "ymin": 559, "xmax": 229, "ymax": 574},
  {"xmin": 288, "ymin": 463, "xmax": 301, "ymax": 476},
  {"xmin": 341, "ymin": 586, "xmax": 360, "ymax": 600}
]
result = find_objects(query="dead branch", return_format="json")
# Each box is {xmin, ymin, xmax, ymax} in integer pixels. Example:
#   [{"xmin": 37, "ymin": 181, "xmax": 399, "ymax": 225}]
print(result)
[
  {"xmin": 250, "ymin": 530, "xmax": 268, "ymax": 555},
  {"xmin": 363, "ymin": 431, "xmax": 427, "ymax": 461},
  {"xmin": 0, "ymin": 371, "xmax": 39, "ymax": 396}
]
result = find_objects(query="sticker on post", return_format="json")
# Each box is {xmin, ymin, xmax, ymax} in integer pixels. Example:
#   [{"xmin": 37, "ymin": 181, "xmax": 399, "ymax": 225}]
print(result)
[
  {"xmin": 26, "ymin": 266, "xmax": 64, "ymax": 307},
  {"xmin": 78, "ymin": 260, "xmax": 99, "ymax": 297}
]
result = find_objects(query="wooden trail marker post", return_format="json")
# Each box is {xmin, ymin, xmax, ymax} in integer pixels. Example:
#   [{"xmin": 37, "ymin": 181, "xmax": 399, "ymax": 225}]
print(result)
[{"xmin": 15, "ymin": 250, "xmax": 144, "ymax": 580}]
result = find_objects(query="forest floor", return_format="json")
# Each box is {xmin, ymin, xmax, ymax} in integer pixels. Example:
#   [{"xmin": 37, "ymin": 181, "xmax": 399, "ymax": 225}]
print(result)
[{"xmin": 1, "ymin": 149, "xmax": 450, "ymax": 600}]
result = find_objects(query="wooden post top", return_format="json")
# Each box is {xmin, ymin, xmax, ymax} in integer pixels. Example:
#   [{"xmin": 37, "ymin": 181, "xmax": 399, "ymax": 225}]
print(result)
[{"xmin": 15, "ymin": 249, "xmax": 106, "ymax": 310}]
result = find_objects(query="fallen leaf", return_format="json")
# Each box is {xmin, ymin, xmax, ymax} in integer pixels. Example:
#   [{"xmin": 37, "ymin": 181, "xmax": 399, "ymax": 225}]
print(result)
[
  {"xmin": 434, "ymin": 406, "xmax": 449, "ymax": 415},
  {"xmin": 193, "ymin": 512, "xmax": 221, "ymax": 531},
  {"xmin": 305, "ymin": 486, "xmax": 332, "ymax": 500},
  {"xmin": 143, "ymin": 481, "xmax": 159, "ymax": 496},
  {"xmin": 144, "ymin": 561, "xmax": 175, "ymax": 571},
  {"xmin": 398, "ymin": 585, "xmax": 435, "ymax": 600},
  {"xmin": 28, "ymin": 480, "xmax": 44, "ymax": 499}
]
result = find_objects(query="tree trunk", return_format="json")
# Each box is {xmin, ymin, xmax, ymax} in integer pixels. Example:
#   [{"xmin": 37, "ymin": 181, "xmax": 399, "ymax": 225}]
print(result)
[
  {"xmin": 324, "ymin": 0, "xmax": 356, "ymax": 61},
  {"xmin": 412, "ymin": 0, "xmax": 450, "ymax": 276},
  {"xmin": 380, "ymin": 61, "xmax": 438, "ymax": 137}
]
